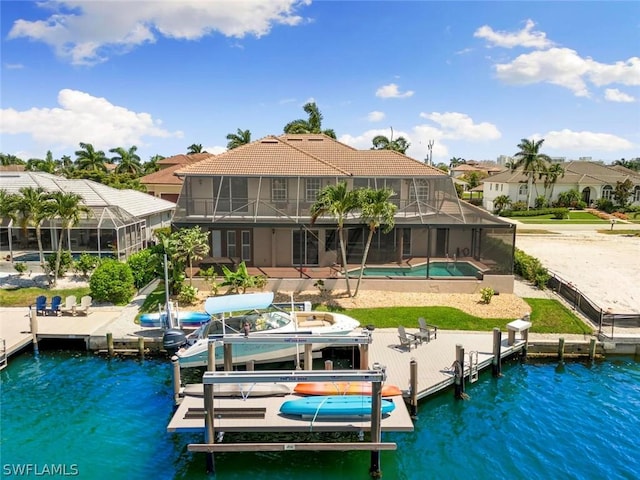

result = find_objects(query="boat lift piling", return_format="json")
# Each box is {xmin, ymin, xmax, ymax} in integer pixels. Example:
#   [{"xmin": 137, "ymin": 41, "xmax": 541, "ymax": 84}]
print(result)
[
  {"xmin": 492, "ymin": 328, "xmax": 502, "ymax": 377},
  {"xmin": 454, "ymin": 344, "xmax": 465, "ymax": 399}
]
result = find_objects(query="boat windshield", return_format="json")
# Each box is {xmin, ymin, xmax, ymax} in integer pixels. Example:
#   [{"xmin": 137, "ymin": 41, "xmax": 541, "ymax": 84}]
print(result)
[{"xmin": 201, "ymin": 311, "xmax": 292, "ymax": 336}]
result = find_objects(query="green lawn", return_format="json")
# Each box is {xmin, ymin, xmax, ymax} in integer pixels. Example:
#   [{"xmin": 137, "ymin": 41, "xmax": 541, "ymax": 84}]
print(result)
[
  {"xmin": 516, "ymin": 211, "xmax": 607, "ymax": 224},
  {"xmin": 0, "ymin": 286, "xmax": 91, "ymax": 307}
]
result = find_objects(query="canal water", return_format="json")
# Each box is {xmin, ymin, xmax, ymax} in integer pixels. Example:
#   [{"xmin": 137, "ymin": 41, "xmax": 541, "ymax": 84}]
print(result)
[{"xmin": 2, "ymin": 349, "xmax": 638, "ymax": 479}]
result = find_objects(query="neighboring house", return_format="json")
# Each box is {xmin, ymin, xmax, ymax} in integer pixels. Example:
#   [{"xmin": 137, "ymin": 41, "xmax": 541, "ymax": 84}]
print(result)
[
  {"xmin": 482, "ymin": 161, "xmax": 640, "ymax": 212},
  {"xmin": 0, "ymin": 172, "xmax": 175, "ymax": 260},
  {"xmin": 172, "ymin": 134, "xmax": 514, "ymax": 277},
  {"xmin": 140, "ymin": 153, "xmax": 213, "ymax": 203},
  {"xmin": 450, "ymin": 163, "xmax": 502, "ymax": 179}
]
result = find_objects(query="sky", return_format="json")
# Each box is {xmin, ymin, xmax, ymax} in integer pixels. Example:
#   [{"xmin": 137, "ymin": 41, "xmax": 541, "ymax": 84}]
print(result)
[{"xmin": 1, "ymin": 0, "xmax": 639, "ymax": 165}]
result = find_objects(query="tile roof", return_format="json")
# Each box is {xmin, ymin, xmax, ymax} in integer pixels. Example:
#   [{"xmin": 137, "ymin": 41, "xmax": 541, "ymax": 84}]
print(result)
[
  {"xmin": 140, "ymin": 163, "xmax": 185, "ymax": 185},
  {"xmin": 177, "ymin": 134, "xmax": 446, "ymax": 177},
  {"xmin": 0, "ymin": 172, "xmax": 175, "ymax": 217},
  {"xmin": 158, "ymin": 153, "xmax": 213, "ymax": 166}
]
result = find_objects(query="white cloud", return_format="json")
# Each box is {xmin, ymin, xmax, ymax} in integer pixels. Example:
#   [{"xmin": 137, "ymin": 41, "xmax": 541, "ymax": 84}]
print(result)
[
  {"xmin": 419, "ymin": 112, "xmax": 501, "ymax": 141},
  {"xmin": 339, "ymin": 128, "xmax": 412, "ymax": 151},
  {"xmin": 604, "ymin": 88, "xmax": 636, "ymax": 103},
  {"xmin": 367, "ymin": 111, "xmax": 385, "ymax": 122},
  {"xmin": 203, "ymin": 145, "xmax": 227, "ymax": 155},
  {"xmin": 588, "ymin": 57, "xmax": 640, "ymax": 87},
  {"xmin": 540, "ymin": 129, "xmax": 634, "ymax": 152},
  {"xmin": 8, "ymin": 0, "xmax": 310, "ymax": 65},
  {"xmin": 474, "ymin": 19, "xmax": 553, "ymax": 49},
  {"xmin": 4, "ymin": 63, "xmax": 24, "ymax": 70},
  {"xmin": 375, "ymin": 83, "xmax": 414, "ymax": 99},
  {"xmin": 0, "ymin": 89, "xmax": 182, "ymax": 151}
]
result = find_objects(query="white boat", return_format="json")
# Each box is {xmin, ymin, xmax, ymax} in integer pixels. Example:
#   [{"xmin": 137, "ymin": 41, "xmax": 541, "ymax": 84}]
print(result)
[{"xmin": 175, "ymin": 292, "xmax": 360, "ymax": 368}]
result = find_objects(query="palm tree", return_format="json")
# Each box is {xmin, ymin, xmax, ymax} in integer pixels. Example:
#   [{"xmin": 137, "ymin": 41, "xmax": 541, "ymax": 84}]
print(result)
[
  {"xmin": 449, "ymin": 157, "xmax": 466, "ymax": 169},
  {"xmin": 371, "ymin": 128, "xmax": 410, "ymax": 154},
  {"xmin": 110, "ymin": 146, "xmax": 142, "ymax": 175},
  {"xmin": 75, "ymin": 142, "xmax": 108, "ymax": 172},
  {"xmin": 187, "ymin": 144, "xmax": 204, "ymax": 154},
  {"xmin": 15, "ymin": 187, "xmax": 53, "ymax": 267},
  {"xmin": 284, "ymin": 102, "xmax": 337, "ymax": 139},
  {"xmin": 310, "ymin": 182, "xmax": 359, "ymax": 297},
  {"xmin": 540, "ymin": 162, "xmax": 565, "ymax": 202},
  {"xmin": 0, "ymin": 153, "xmax": 25, "ymax": 166},
  {"xmin": 353, "ymin": 188, "xmax": 397, "ymax": 297},
  {"xmin": 170, "ymin": 226, "xmax": 210, "ymax": 286},
  {"xmin": 49, "ymin": 192, "xmax": 90, "ymax": 286},
  {"xmin": 143, "ymin": 154, "xmax": 164, "ymax": 174},
  {"xmin": 511, "ymin": 138, "xmax": 552, "ymax": 210},
  {"xmin": 493, "ymin": 195, "xmax": 512, "ymax": 214},
  {"xmin": 226, "ymin": 128, "xmax": 252, "ymax": 150}
]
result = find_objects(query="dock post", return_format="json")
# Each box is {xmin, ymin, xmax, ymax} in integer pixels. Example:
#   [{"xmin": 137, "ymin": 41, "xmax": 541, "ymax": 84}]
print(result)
[
  {"xmin": 106, "ymin": 332, "xmax": 114, "ymax": 357},
  {"xmin": 138, "ymin": 336, "xmax": 145, "ymax": 359},
  {"xmin": 409, "ymin": 358, "xmax": 418, "ymax": 419},
  {"xmin": 223, "ymin": 344, "xmax": 233, "ymax": 371},
  {"xmin": 207, "ymin": 341, "xmax": 215, "ymax": 371},
  {"xmin": 588, "ymin": 338, "xmax": 597, "ymax": 361},
  {"xmin": 558, "ymin": 338, "xmax": 565, "ymax": 362},
  {"xmin": 246, "ymin": 360, "xmax": 254, "ymax": 371},
  {"xmin": 359, "ymin": 344, "xmax": 369, "ymax": 369},
  {"xmin": 454, "ymin": 344, "xmax": 465, "ymax": 400},
  {"xmin": 29, "ymin": 307, "xmax": 39, "ymax": 354},
  {"xmin": 369, "ymin": 370, "xmax": 383, "ymax": 478},
  {"xmin": 304, "ymin": 344, "xmax": 313, "ymax": 370},
  {"xmin": 171, "ymin": 355, "xmax": 181, "ymax": 405},
  {"xmin": 203, "ymin": 383, "xmax": 216, "ymax": 474},
  {"xmin": 324, "ymin": 360, "xmax": 333, "ymax": 370},
  {"xmin": 492, "ymin": 328, "xmax": 502, "ymax": 377}
]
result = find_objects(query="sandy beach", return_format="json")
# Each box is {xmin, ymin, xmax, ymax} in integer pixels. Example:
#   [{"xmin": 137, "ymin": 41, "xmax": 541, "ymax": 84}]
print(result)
[{"xmin": 515, "ymin": 231, "xmax": 640, "ymax": 315}]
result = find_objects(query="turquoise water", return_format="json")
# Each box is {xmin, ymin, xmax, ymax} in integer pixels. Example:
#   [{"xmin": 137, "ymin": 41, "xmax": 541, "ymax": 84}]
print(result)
[
  {"xmin": 2, "ymin": 350, "xmax": 639, "ymax": 479},
  {"xmin": 353, "ymin": 261, "xmax": 480, "ymax": 278}
]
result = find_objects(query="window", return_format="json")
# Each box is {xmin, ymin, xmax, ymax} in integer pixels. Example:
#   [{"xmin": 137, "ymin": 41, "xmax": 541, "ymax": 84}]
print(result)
[
  {"xmin": 226, "ymin": 231, "xmax": 236, "ymax": 257},
  {"xmin": 518, "ymin": 184, "xmax": 528, "ymax": 196},
  {"xmin": 634, "ymin": 186, "xmax": 640, "ymax": 203},
  {"xmin": 602, "ymin": 185, "xmax": 613, "ymax": 200},
  {"xmin": 501, "ymin": 184, "xmax": 504, "ymax": 192},
  {"xmin": 305, "ymin": 178, "xmax": 321, "ymax": 202},
  {"xmin": 409, "ymin": 179, "xmax": 429, "ymax": 203},
  {"xmin": 489, "ymin": 184, "xmax": 493, "ymax": 191},
  {"xmin": 272, "ymin": 178, "xmax": 287, "ymax": 201}
]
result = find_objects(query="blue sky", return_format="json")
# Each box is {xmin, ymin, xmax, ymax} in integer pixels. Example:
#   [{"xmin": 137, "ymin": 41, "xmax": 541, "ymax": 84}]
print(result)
[{"xmin": 1, "ymin": 0, "xmax": 639, "ymax": 164}]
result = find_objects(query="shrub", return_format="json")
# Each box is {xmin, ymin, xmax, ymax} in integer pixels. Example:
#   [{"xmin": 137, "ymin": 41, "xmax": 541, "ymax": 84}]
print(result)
[
  {"xmin": 596, "ymin": 198, "xmax": 615, "ymax": 213},
  {"xmin": 74, "ymin": 253, "xmax": 99, "ymax": 279},
  {"xmin": 556, "ymin": 189, "xmax": 580, "ymax": 207},
  {"xmin": 90, "ymin": 259, "xmax": 135, "ymax": 304},
  {"xmin": 552, "ymin": 208, "xmax": 569, "ymax": 219},
  {"xmin": 46, "ymin": 251, "xmax": 73, "ymax": 278},
  {"xmin": 514, "ymin": 248, "xmax": 549, "ymax": 289},
  {"xmin": 480, "ymin": 287, "xmax": 494, "ymax": 304},
  {"xmin": 177, "ymin": 284, "xmax": 198, "ymax": 305},
  {"xmin": 612, "ymin": 211, "xmax": 628, "ymax": 220},
  {"xmin": 127, "ymin": 249, "xmax": 161, "ymax": 289},
  {"xmin": 511, "ymin": 201, "xmax": 528, "ymax": 211},
  {"xmin": 14, "ymin": 262, "xmax": 28, "ymax": 275},
  {"xmin": 534, "ymin": 195, "xmax": 547, "ymax": 209}
]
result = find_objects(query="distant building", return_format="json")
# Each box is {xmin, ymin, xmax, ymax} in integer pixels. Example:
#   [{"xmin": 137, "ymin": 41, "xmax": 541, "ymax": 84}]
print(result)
[
  {"xmin": 496, "ymin": 155, "xmax": 512, "ymax": 167},
  {"xmin": 139, "ymin": 153, "xmax": 212, "ymax": 203}
]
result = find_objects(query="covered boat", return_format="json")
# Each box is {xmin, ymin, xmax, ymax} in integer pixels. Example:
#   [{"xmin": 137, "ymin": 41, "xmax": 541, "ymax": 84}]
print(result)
[{"xmin": 176, "ymin": 292, "xmax": 360, "ymax": 368}]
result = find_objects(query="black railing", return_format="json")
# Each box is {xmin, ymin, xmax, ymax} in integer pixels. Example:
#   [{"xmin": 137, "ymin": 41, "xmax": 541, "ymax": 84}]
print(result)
[{"xmin": 547, "ymin": 272, "xmax": 640, "ymax": 336}]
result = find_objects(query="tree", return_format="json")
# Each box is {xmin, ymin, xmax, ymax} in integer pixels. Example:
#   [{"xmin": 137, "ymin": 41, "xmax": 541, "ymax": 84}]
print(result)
[
  {"xmin": 310, "ymin": 182, "xmax": 359, "ymax": 297},
  {"xmin": 434, "ymin": 163, "xmax": 449, "ymax": 173},
  {"xmin": 511, "ymin": 138, "xmax": 552, "ymax": 210},
  {"xmin": 15, "ymin": 187, "xmax": 53, "ymax": 267},
  {"xmin": 462, "ymin": 171, "xmax": 488, "ymax": 190},
  {"xmin": 371, "ymin": 128, "xmax": 410, "ymax": 154},
  {"xmin": 25, "ymin": 151, "xmax": 58, "ymax": 173},
  {"xmin": 109, "ymin": 146, "xmax": 142, "ymax": 175},
  {"xmin": 187, "ymin": 144, "xmax": 204, "ymax": 154},
  {"xmin": 284, "ymin": 102, "xmax": 336, "ymax": 138},
  {"xmin": 493, "ymin": 195, "xmax": 512, "ymax": 214},
  {"xmin": 170, "ymin": 226, "xmax": 210, "ymax": 286},
  {"xmin": 143, "ymin": 155, "xmax": 164, "ymax": 174},
  {"xmin": 540, "ymin": 162, "xmax": 565, "ymax": 201},
  {"xmin": 226, "ymin": 128, "xmax": 252, "ymax": 150},
  {"xmin": 353, "ymin": 188, "xmax": 397, "ymax": 297},
  {"xmin": 613, "ymin": 179, "xmax": 633, "ymax": 208},
  {"xmin": 449, "ymin": 157, "xmax": 466, "ymax": 169},
  {"xmin": 75, "ymin": 142, "xmax": 108, "ymax": 171},
  {"xmin": 0, "ymin": 153, "xmax": 25, "ymax": 166},
  {"xmin": 49, "ymin": 192, "xmax": 90, "ymax": 286}
]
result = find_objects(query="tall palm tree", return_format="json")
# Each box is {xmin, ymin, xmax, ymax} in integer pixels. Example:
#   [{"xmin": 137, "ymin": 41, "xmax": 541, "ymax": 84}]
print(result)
[
  {"xmin": 541, "ymin": 162, "xmax": 565, "ymax": 202},
  {"xmin": 15, "ymin": 187, "xmax": 53, "ymax": 267},
  {"xmin": 143, "ymin": 154, "xmax": 164, "ymax": 174},
  {"xmin": 226, "ymin": 128, "xmax": 252, "ymax": 150},
  {"xmin": 449, "ymin": 157, "xmax": 466, "ymax": 169},
  {"xmin": 353, "ymin": 187, "xmax": 397, "ymax": 297},
  {"xmin": 75, "ymin": 142, "xmax": 108, "ymax": 172},
  {"xmin": 284, "ymin": 102, "xmax": 337, "ymax": 139},
  {"xmin": 371, "ymin": 128, "xmax": 410, "ymax": 154},
  {"xmin": 110, "ymin": 146, "xmax": 142, "ymax": 175},
  {"xmin": 170, "ymin": 226, "xmax": 210, "ymax": 286},
  {"xmin": 511, "ymin": 138, "xmax": 552, "ymax": 210},
  {"xmin": 310, "ymin": 182, "xmax": 359, "ymax": 297},
  {"xmin": 187, "ymin": 144, "xmax": 204, "ymax": 154},
  {"xmin": 49, "ymin": 192, "xmax": 90, "ymax": 286}
]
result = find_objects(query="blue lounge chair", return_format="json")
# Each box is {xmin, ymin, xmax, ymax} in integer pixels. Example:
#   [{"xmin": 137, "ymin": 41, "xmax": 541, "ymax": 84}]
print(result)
[
  {"xmin": 45, "ymin": 295, "xmax": 62, "ymax": 316},
  {"xmin": 35, "ymin": 295, "xmax": 47, "ymax": 315}
]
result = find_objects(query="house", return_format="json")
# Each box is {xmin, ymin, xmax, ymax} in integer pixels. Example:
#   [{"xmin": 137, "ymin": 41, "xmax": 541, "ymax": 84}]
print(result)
[
  {"xmin": 172, "ymin": 134, "xmax": 515, "ymax": 288},
  {"xmin": 0, "ymin": 172, "xmax": 176, "ymax": 260},
  {"xmin": 449, "ymin": 163, "xmax": 502, "ymax": 179},
  {"xmin": 482, "ymin": 161, "xmax": 640, "ymax": 212},
  {"xmin": 140, "ymin": 153, "xmax": 213, "ymax": 202}
]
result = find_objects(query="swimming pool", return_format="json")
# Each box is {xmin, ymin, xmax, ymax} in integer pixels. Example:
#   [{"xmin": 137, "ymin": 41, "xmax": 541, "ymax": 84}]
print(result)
[
  {"xmin": 13, "ymin": 252, "xmax": 114, "ymax": 262},
  {"xmin": 350, "ymin": 261, "xmax": 481, "ymax": 278}
]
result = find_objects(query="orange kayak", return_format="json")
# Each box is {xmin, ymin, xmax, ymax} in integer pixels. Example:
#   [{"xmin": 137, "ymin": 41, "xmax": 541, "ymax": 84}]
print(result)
[{"xmin": 294, "ymin": 382, "xmax": 402, "ymax": 397}]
